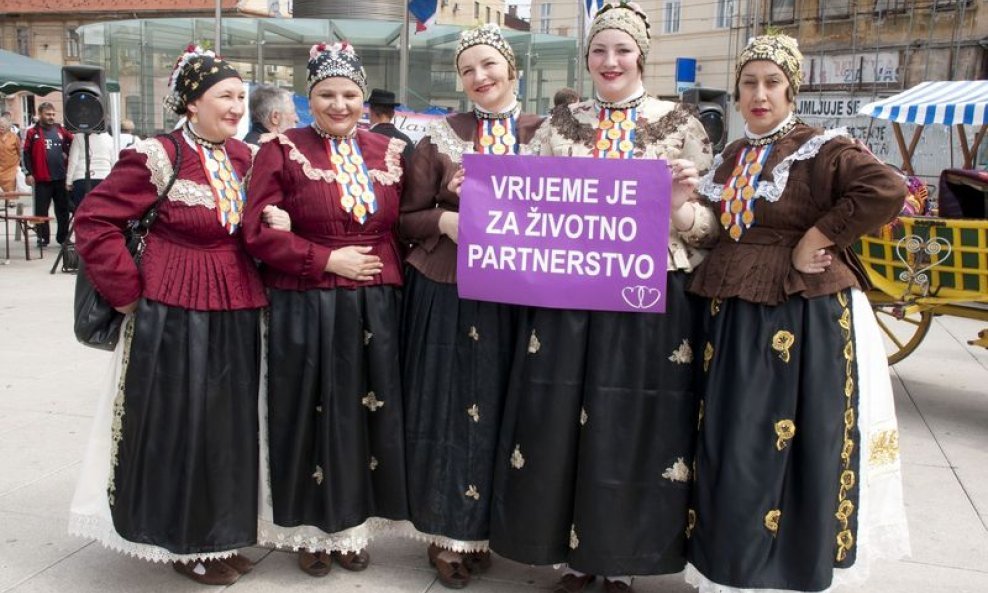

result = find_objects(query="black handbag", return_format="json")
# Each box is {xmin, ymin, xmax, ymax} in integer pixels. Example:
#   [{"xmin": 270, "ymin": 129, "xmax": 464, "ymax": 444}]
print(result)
[{"xmin": 73, "ymin": 134, "xmax": 183, "ymax": 350}]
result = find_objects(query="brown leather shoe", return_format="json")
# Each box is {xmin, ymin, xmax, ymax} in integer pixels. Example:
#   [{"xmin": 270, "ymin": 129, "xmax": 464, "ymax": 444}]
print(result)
[
  {"xmin": 221, "ymin": 553, "xmax": 254, "ymax": 574},
  {"xmin": 604, "ymin": 579, "xmax": 634, "ymax": 593},
  {"xmin": 297, "ymin": 550, "xmax": 332, "ymax": 577},
  {"xmin": 172, "ymin": 559, "xmax": 241, "ymax": 586},
  {"xmin": 553, "ymin": 573, "xmax": 596, "ymax": 593},
  {"xmin": 333, "ymin": 549, "xmax": 370, "ymax": 571},
  {"xmin": 463, "ymin": 550, "xmax": 492, "ymax": 574},
  {"xmin": 428, "ymin": 544, "xmax": 470, "ymax": 589}
]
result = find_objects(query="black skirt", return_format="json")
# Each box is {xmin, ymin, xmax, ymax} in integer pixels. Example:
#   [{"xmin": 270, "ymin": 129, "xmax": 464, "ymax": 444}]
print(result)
[
  {"xmin": 110, "ymin": 299, "xmax": 261, "ymax": 555},
  {"xmin": 688, "ymin": 291, "xmax": 861, "ymax": 591},
  {"xmin": 265, "ymin": 286, "xmax": 407, "ymax": 535},
  {"xmin": 489, "ymin": 271, "xmax": 702, "ymax": 576},
  {"xmin": 401, "ymin": 266, "xmax": 519, "ymax": 548}
]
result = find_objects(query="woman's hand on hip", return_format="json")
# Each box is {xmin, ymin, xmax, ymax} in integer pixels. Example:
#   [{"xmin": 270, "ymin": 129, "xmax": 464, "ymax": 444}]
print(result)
[
  {"xmin": 326, "ymin": 246, "xmax": 384, "ymax": 281},
  {"xmin": 792, "ymin": 227, "xmax": 834, "ymax": 274}
]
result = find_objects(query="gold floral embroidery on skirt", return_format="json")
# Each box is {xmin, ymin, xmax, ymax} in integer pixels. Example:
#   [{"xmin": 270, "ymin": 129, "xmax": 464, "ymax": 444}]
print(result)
[
  {"xmin": 468, "ymin": 326, "xmax": 480, "ymax": 341},
  {"xmin": 510, "ymin": 445, "xmax": 526, "ymax": 469},
  {"xmin": 686, "ymin": 509, "xmax": 697, "ymax": 538},
  {"xmin": 569, "ymin": 525, "xmax": 580, "ymax": 549},
  {"xmin": 764, "ymin": 509, "xmax": 781, "ymax": 536},
  {"xmin": 834, "ymin": 290, "xmax": 858, "ymax": 562},
  {"xmin": 313, "ymin": 465, "xmax": 324, "ymax": 485},
  {"xmin": 710, "ymin": 297, "xmax": 721, "ymax": 317},
  {"xmin": 836, "ymin": 529, "xmax": 855, "ymax": 562},
  {"xmin": 465, "ymin": 485, "xmax": 480, "ymax": 500},
  {"xmin": 528, "ymin": 329, "xmax": 541, "ymax": 354},
  {"xmin": 369, "ymin": 456, "xmax": 379, "ymax": 471},
  {"xmin": 703, "ymin": 342, "xmax": 714, "ymax": 372},
  {"xmin": 771, "ymin": 330, "xmax": 795, "ymax": 363},
  {"xmin": 363, "ymin": 330, "xmax": 373, "ymax": 345},
  {"xmin": 467, "ymin": 404, "xmax": 480, "ymax": 423},
  {"xmin": 580, "ymin": 407, "xmax": 589, "ymax": 426},
  {"xmin": 775, "ymin": 419, "xmax": 796, "ymax": 451},
  {"xmin": 697, "ymin": 400, "xmax": 704, "ymax": 430},
  {"xmin": 869, "ymin": 430, "xmax": 900, "ymax": 466}
]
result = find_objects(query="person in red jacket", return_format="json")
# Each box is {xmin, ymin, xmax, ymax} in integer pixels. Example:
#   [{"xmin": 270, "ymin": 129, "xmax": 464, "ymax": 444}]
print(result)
[
  {"xmin": 69, "ymin": 45, "xmax": 268, "ymax": 587},
  {"xmin": 22, "ymin": 102, "xmax": 72, "ymax": 245}
]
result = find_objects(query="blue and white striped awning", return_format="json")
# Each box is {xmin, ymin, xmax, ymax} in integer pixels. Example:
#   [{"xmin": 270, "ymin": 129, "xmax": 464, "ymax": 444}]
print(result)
[{"xmin": 857, "ymin": 81, "xmax": 988, "ymax": 126}]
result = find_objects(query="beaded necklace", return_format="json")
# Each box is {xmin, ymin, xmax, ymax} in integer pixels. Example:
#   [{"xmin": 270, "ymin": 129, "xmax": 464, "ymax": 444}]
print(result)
[
  {"xmin": 719, "ymin": 144, "xmax": 772, "ymax": 241},
  {"xmin": 185, "ymin": 125, "xmax": 244, "ymax": 234},
  {"xmin": 313, "ymin": 123, "xmax": 377, "ymax": 224}
]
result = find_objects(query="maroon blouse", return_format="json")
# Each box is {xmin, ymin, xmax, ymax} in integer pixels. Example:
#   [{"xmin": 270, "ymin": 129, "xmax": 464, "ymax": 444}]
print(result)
[
  {"xmin": 73, "ymin": 131, "xmax": 268, "ymax": 311},
  {"xmin": 242, "ymin": 127, "xmax": 405, "ymax": 291}
]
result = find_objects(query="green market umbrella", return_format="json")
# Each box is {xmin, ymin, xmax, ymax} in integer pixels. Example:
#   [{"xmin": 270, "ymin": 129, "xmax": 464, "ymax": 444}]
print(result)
[{"xmin": 0, "ymin": 49, "xmax": 119, "ymax": 95}]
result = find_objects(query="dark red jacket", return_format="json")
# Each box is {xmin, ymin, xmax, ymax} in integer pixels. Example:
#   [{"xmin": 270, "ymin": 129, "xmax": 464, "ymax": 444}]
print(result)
[{"xmin": 23, "ymin": 124, "xmax": 72, "ymax": 182}]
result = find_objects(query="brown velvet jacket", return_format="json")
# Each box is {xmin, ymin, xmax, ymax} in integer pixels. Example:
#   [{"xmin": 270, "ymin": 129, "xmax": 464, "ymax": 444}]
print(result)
[
  {"xmin": 690, "ymin": 123, "xmax": 907, "ymax": 305},
  {"xmin": 400, "ymin": 112, "xmax": 544, "ymax": 284}
]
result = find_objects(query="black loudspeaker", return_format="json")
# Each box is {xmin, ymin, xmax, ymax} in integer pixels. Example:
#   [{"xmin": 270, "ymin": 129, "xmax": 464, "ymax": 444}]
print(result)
[
  {"xmin": 62, "ymin": 65, "xmax": 106, "ymax": 133},
  {"xmin": 682, "ymin": 87, "xmax": 730, "ymax": 154}
]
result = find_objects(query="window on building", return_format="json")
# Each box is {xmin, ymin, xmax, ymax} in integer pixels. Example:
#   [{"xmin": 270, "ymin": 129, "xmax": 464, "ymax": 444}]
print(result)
[
  {"xmin": 65, "ymin": 28, "xmax": 81, "ymax": 59},
  {"xmin": 496, "ymin": 10, "xmax": 501, "ymax": 24},
  {"xmin": 539, "ymin": 3, "xmax": 551, "ymax": 34},
  {"xmin": 932, "ymin": 0, "xmax": 972, "ymax": 9},
  {"xmin": 820, "ymin": 0, "xmax": 851, "ymax": 18},
  {"xmin": 474, "ymin": 1, "xmax": 480, "ymax": 19},
  {"xmin": 771, "ymin": 0, "xmax": 796, "ymax": 22},
  {"xmin": 486, "ymin": 6, "xmax": 491, "ymax": 22},
  {"xmin": 663, "ymin": 0, "xmax": 681, "ymax": 34},
  {"xmin": 873, "ymin": 0, "xmax": 910, "ymax": 14},
  {"xmin": 16, "ymin": 27, "xmax": 29, "ymax": 56},
  {"xmin": 716, "ymin": 0, "xmax": 737, "ymax": 29}
]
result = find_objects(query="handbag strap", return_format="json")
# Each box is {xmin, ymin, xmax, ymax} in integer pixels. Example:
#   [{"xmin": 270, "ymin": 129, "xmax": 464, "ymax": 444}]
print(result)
[{"xmin": 136, "ymin": 133, "xmax": 183, "ymax": 231}]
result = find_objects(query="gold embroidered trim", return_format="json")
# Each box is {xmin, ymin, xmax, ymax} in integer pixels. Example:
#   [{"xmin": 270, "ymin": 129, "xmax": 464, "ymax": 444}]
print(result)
[
  {"xmin": 869, "ymin": 430, "xmax": 900, "ymax": 466},
  {"xmin": 764, "ymin": 509, "xmax": 781, "ymax": 536},
  {"xmin": 569, "ymin": 525, "xmax": 579, "ymax": 549},
  {"xmin": 467, "ymin": 326, "xmax": 480, "ymax": 341},
  {"xmin": 467, "ymin": 404, "xmax": 480, "ymax": 423},
  {"xmin": 668, "ymin": 339, "xmax": 694, "ymax": 364},
  {"xmin": 464, "ymin": 485, "xmax": 480, "ymax": 500},
  {"xmin": 527, "ymin": 330, "xmax": 541, "ymax": 354},
  {"xmin": 835, "ymin": 290, "xmax": 858, "ymax": 563},
  {"xmin": 362, "ymin": 392, "xmax": 384, "ymax": 411},
  {"xmin": 710, "ymin": 297, "xmax": 721, "ymax": 317},
  {"xmin": 775, "ymin": 419, "xmax": 796, "ymax": 451},
  {"xmin": 703, "ymin": 342, "xmax": 714, "ymax": 372},
  {"xmin": 686, "ymin": 509, "xmax": 696, "ymax": 538},
  {"xmin": 772, "ymin": 330, "xmax": 795, "ymax": 363},
  {"xmin": 510, "ymin": 445, "xmax": 526, "ymax": 469},
  {"xmin": 107, "ymin": 318, "xmax": 136, "ymax": 507},
  {"xmin": 662, "ymin": 457, "xmax": 691, "ymax": 483},
  {"xmin": 313, "ymin": 465, "xmax": 324, "ymax": 485}
]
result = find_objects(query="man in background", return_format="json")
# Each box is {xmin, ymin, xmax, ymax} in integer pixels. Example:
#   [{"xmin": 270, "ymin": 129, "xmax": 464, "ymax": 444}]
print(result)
[
  {"xmin": 23, "ymin": 103, "xmax": 72, "ymax": 246},
  {"xmin": 119, "ymin": 119, "xmax": 139, "ymax": 149},
  {"xmin": 244, "ymin": 84, "xmax": 298, "ymax": 145},
  {"xmin": 366, "ymin": 88, "xmax": 414, "ymax": 162}
]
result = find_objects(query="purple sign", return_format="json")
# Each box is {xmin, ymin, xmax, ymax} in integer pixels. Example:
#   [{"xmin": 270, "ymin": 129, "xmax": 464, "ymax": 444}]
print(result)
[{"xmin": 457, "ymin": 154, "xmax": 671, "ymax": 313}]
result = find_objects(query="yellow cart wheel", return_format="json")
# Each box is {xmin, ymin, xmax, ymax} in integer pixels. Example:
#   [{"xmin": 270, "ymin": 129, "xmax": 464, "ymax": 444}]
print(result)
[{"xmin": 871, "ymin": 302, "xmax": 934, "ymax": 365}]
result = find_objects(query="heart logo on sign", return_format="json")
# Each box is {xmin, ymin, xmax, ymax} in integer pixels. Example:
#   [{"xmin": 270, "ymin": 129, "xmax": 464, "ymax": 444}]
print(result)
[{"xmin": 621, "ymin": 286, "xmax": 662, "ymax": 309}]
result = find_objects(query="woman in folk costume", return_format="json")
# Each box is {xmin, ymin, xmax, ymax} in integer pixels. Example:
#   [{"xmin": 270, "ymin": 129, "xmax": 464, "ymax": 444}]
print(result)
[
  {"xmin": 398, "ymin": 23, "xmax": 544, "ymax": 589},
  {"xmin": 488, "ymin": 4, "xmax": 717, "ymax": 592},
  {"xmin": 686, "ymin": 34, "xmax": 910, "ymax": 593},
  {"xmin": 242, "ymin": 42, "xmax": 408, "ymax": 578},
  {"xmin": 69, "ymin": 46, "xmax": 267, "ymax": 586}
]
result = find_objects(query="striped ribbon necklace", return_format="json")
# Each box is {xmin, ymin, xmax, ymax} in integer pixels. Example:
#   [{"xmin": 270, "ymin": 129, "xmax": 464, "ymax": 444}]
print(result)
[
  {"xmin": 186, "ymin": 126, "xmax": 244, "ymax": 234},
  {"xmin": 474, "ymin": 104, "xmax": 520, "ymax": 155},
  {"xmin": 314, "ymin": 124, "xmax": 377, "ymax": 224},
  {"xmin": 593, "ymin": 106, "xmax": 638, "ymax": 159},
  {"xmin": 720, "ymin": 144, "xmax": 772, "ymax": 241}
]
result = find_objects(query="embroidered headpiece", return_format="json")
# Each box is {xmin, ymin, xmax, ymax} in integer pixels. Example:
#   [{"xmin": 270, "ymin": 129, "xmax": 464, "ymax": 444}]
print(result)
[
  {"xmin": 736, "ymin": 34, "xmax": 804, "ymax": 96},
  {"xmin": 586, "ymin": 2, "xmax": 651, "ymax": 60},
  {"xmin": 307, "ymin": 42, "xmax": 368, "ymax": 95},
  {"xmin": 163, "ymin": 44, "xmax": 240, "ymax": 115},
  {"xmin": 455, "ymin": 23, "xmax": 516, "ymax": 73}
]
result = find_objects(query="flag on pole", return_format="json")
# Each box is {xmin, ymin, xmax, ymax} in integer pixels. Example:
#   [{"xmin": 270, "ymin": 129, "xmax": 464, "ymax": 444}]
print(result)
[
  {"xmin": 409, "ymin": 0, "xmax": 438, "ymax": 32},
  {"xmin": 584, "ymin": 0, "xmax": 606, "ymax": 35}
]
